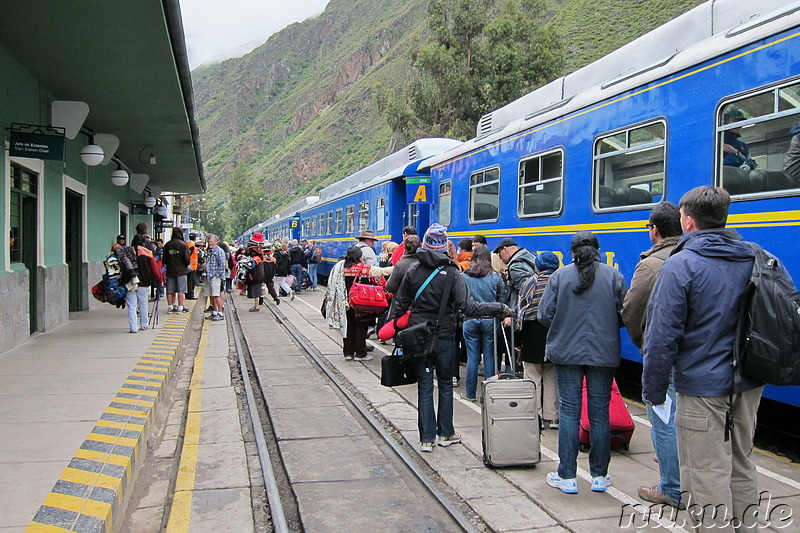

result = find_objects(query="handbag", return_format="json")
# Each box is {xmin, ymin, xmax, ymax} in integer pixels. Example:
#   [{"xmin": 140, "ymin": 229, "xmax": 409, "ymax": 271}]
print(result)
[
  {"xmin": 348, "ymin": 264, "xmax": 390, "ymax": 319},
  {"xmin": 380, "ymin": 349, "xmax": 418, "ymax": 387},
  {"xmin": 395, "ymin": 266, "xmax": 455, "ymax": 361}
]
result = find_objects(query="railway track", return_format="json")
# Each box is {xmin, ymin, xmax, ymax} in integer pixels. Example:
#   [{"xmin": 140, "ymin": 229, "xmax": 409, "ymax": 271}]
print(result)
[{"xmin": 225, "ymin": 294, "xmax": 482, "ymax": 532}]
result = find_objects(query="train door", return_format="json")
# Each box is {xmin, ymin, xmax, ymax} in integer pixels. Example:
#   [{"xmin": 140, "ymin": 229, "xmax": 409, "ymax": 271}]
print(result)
[
  {"xmin": 65, "ymin": 189, "xmax": 84, "ymax": 311},
  {"xmin": 10, "ymin": 163, "xmax": 39, "ymax": 332},
  {"xmin": 407, "ymin": 203, "xmax": 431, "ymax": 235}
]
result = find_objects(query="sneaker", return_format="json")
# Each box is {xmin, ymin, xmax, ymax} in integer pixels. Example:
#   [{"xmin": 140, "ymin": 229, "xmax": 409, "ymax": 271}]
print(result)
[
  {"xmin": 365, "ymin": 344, "xmax": 374, "ymax": 352},
  {"xmin": 591, "ymin": 475, "xmax": 612, "ymax": 492},
  {"xmin": 129, "ymin": 329, "xmax": 138, "ymax": 334},
  {"xmin": 637, "ymin": 485, "xmax": 684, "ymax": 509},
  {"xmin": 452, "ymin": 377, "xmax": 459, "ymax": 387},
  {"xmin": 211, "ymin": 314, "xmax": 224, "ymax": 321},
  {"xmin": 463, "ymin": 396, "xmax": 477, "ymax": 402},
  {"xmin": 249, "ymin": 307, "xmax": 260, "ymax": 312},
  {"xmin": 344, "ymin": 354, "xmax": 354, "ymax": 361},
  {"xmin": 437, "ymin": 433, "xmax": 461, "ymax": 447},
  {"xmin": 353, "ymin": 354, "xmax": 373, "ymax": 362},
  {"xmin": 549, "ymin": 421, "xmax": 559, "ymax": 430},
  {"xmin": 420, "ymin": 442, "xmax": 434, "ymax": 453},
  {"xmin": 274, "ymin": 298, "xmax": 280, "ymax": 305},
  {"xmin": 167, "ymin": 306, "xmax": 176, "ymax": 314},
  {"xmin": 205, "ymin": 306, "xmax": 213, "ymax": 312},
  {"xmin": 139, "ymin": 325, "xmax": 149, "ymax": 331},
  {"xmin": 546, "ymin": 472, "xmax": 578, "ymax": 494},
  {"xmin": 180, "ymin": 307, "xmax": 190, "ymax": 313},
  {"xmin": 205, "ymin": 314, "xmax": 215, "ymax": 320},
  {"xmin": 290, "ymin": 292, "xmax": 295, "ymax": 301}
]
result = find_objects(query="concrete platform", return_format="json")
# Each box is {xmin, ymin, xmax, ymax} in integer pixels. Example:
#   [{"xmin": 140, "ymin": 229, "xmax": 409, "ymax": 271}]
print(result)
[{"xmin": 0, "ymin": 303, "xmax": 195, "ymax": 532}]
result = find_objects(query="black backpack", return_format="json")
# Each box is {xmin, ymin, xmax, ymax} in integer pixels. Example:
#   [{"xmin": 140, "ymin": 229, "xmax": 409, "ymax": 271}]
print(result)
[{"xmin": 733, "ymin": 242, "xmax": 800, "ymax": 388}]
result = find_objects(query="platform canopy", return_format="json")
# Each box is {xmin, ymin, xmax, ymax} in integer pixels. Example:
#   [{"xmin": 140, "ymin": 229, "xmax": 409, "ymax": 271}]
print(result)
[{"xmin": 0, "ymin": 0, "xmax": 205, "ymax": 193}]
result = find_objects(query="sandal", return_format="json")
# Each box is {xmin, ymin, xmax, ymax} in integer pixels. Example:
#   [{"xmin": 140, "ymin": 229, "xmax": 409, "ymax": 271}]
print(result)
[{"xmin": 249, "ymin": 307, "xmax": 260, "ymax": 312}]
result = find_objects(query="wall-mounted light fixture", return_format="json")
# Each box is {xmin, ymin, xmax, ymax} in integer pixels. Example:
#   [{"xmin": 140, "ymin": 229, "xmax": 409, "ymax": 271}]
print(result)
[
  {"xmin": 80, "ymin": 136, "xmax": 104, "ymax": 166},
  {"xmin": 110, "ymin": 162, "xmax": 129, "ymax": 186},
  {"xmin": 156, "ymin": 204, "xmax": 169, "ymax": 217},
  {"xmin": 143, "ymin": 195, "xmax": 157, "ymax": 208}
]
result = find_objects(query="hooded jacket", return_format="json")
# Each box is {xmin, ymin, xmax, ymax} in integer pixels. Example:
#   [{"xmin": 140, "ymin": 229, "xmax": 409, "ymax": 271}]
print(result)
[
  {"xmin": 390, "ymin": 248, "xmax": 505, "ymax": 336},
  {"xmin": 642, "ymin": 228, "xmax": 759, "ymax": 404},
  {"xmin": 503, "ymin": 248, "xmax": 537, "ymax": 308}
]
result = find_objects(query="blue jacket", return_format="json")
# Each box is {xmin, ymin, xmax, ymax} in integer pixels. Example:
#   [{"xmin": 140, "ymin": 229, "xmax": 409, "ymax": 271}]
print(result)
[
  {"xmin": 462, "ymin": 270, "xmax": 502, "ymax": 305},
  {"xmin": 642, "ymin": 228, "xmax": 758, "ymax": 404},
  {"xmin": 537, "ymin": 261, "xmax": 627, "ymax": 367}
]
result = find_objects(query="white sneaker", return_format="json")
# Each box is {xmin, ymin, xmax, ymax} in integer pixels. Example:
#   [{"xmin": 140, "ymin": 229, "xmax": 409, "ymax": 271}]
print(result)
[
  {"xmin": 290, "ymin": 292, "xmax": 295, "ymax": 301},
  {"xmin": 437, "ymin": 434, "xmax": 461, "ymax": 447},
  {"xmin": 547, "ymin": 472, "xmax": 578, "ymax": 494},
  {"xmin": 591, "ymin": 475, "xmax": 612, "ymax": 492},
  {"xmin": 420, "ymin": 442, "xmax": 434, "ymax": 453}
]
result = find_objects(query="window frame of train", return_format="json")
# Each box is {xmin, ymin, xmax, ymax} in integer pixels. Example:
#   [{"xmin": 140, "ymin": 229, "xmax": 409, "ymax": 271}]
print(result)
[
  {"xmin": 592, "ymin": 119, "xmax": 666, "ymax": 212},
  {"xmin": 358, "ymin": 200, "xmax": 369, "ymax": 232},
  {"xmin": 318, "ymin": 213, "xmax": 324, "ymax": 237},
  {"xmin": 376, "ymin": 197, "xmax": 385, "ymax": 232},
  {"xmin": 716, "ymin": 78, "xmax": 800, "ymax": 200},
  {"xmin": 438, "ymin": 180, "xmax": 452, "ymax": 226},
  {"xmin": 469, "ymin": 166, "xmax": 500, "ymax": 224},
  {"xmin": 311, "ymin": 215, "xmax": 317, "ymax": 236},
  {"xmin": 346, "ymin": 205, "xmax": 355, "ymax": 234},
  {"xmin": 518, "ymin": 148, "xmax": 564, "ymax": 218},
  {"xmin": 335, "ymin": 208, "xmax": 343, "ymax": 234},
  {"xmin": 326, "ymin": 211, "xmax": 333, "ymax": 235}
]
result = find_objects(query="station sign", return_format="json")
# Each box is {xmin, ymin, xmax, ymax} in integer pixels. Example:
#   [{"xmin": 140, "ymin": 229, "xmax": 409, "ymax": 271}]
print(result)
[
  {"xmin": 406, "ymin": 177, "xmax": 431, "ymax": 204},
  {"xmin": 9, "ymin": 124, "xmax": 66, "ymax": 161},
  {"xmin": 290, "ymin": 216, "xmax": 300, "ymax": 228}
]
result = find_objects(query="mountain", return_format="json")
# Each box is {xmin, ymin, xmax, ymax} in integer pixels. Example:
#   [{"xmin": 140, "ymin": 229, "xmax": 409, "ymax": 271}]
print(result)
[{"xmin": 191, "ymin": 0, "xmax": 704, "ymax": 236}]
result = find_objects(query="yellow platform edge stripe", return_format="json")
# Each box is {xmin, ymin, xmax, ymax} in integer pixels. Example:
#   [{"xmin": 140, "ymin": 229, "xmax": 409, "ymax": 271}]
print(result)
[{"xmin": 26, "ymin": 305, "xmax": 193, "ymax": 532}]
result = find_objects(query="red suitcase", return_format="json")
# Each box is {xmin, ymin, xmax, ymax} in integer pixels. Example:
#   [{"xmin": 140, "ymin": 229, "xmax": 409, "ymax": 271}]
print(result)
[{"xmin": 578, "ymin": 377, "xmax": 634, "ymax": 451}]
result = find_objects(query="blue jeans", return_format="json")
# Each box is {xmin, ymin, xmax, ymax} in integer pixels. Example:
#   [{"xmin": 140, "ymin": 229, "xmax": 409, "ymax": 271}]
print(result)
[
  {"xmin": 463, "ymin": 318, "xmax": 495, "ymax": 399},
  {"xmin": 414, "ymin": 334, "xmax": 456, "ymax": 443},
  {"xmin": 307, "ymin": 263, "xmax": 318, "ymax": 289},
  {"xmin": 125, "ymin": 286, "xmax": 149, "ymax": 331},
  {"xmin": 290, "ymin": 264, "xmax": 303, "ymax": 291},
  {"xmin": 647, "ymin": 383, "xmax": 680, "ymax": 502},
  {"xmin": 554, "ymin": 364, "xmax": 616, "ymax": 479}
]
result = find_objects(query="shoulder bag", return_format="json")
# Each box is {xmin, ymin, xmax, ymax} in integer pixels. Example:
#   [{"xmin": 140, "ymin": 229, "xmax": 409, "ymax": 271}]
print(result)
[
  {"xmin": 348, "ymin": 263, "xmax": 390, "ymax": 320},
  {"xmin": 394, "ymin": 266, "xmax": 455, "ymax": 361},
  {"xmin": 380, "ymin": 348, "xmax": 418, "ymax": 387}
]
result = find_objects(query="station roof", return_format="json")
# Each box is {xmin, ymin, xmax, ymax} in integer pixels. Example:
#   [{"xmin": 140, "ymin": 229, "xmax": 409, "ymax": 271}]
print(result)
[{"xmin": 0, "ymin": 0, "xmax": 205, "ymax": 193}]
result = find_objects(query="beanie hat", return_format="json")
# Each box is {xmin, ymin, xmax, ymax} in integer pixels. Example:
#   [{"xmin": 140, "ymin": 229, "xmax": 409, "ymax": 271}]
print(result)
[
  {"xmin": 422, "ymin": 223, "xmax": 448, "ymax": 253},
  {"xmin": 535, "ymin": 251, "xmax": 560, "ymax": 272}
]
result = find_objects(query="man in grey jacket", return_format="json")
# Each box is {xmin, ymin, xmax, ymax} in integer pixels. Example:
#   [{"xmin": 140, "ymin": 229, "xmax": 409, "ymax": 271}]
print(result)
[
  {"xmin": 494, "ymin": 238, "xmax": 536, "ymax": 325},
  {"xmin": 644, "ymin": 187, "xmax": 761, "ymax": 531},
  {"xmin": 621, "ymin": 202, "xmax": 683, "ymax": 509}
]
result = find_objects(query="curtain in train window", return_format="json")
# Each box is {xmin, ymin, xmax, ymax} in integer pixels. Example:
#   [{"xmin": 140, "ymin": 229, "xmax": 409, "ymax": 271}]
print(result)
[
  {"xmin": 518, "ymin": 150, "xmax": 563, "ymax": 217},
  {"xmin": 469, "ymin": 167, "xmax": 500, "ymax": 222},
  {"xmin": 438, "ymin": 180, "xmax": 452, "ymax": 226},
  {"xmin": 593, "ymin": 121, "xmax": 665, "ymax": 209},
  {"xmin": 311, "ymin": 216, "xmax": 317, "ymax": 236},
  {"xmin": 358, "ymin": 201, "xmax": 369, "ymax": 232},
  {"xmin": 326, "ymin": 211, "xmax": 333, "ymax": 235},
  {"xmin": 718, "ymin": 81, "xmax": 800, "ymax": 197},
  {"xmin": 376, "ymin": 197, "xmax": 385, "ymax": 232},
  {"xmin": 335, "ymin": 209, "xmax": 343, "ymax": 234},
  {"xmin": 346, "ymin": 205, "xmax": 355, "ymax": 234}
]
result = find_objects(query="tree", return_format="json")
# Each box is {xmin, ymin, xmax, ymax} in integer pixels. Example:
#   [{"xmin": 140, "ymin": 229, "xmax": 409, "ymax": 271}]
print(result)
[{"xmin": 376, "ymin": 0, "xmax": 562, "ymax": 141}]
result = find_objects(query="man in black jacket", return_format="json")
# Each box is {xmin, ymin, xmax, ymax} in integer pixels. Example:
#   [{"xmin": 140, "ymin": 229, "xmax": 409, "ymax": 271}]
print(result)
[
  {"xmin": 390, "ymin": 223, "xmax": 509, "ymax": 453},
  {"xmin": 163, "ymin": 227, "xmax": 191, "ymax": 313},
  {"xmin": 288, "ymin": 239, "xmax": 307, "ymax": 292}
]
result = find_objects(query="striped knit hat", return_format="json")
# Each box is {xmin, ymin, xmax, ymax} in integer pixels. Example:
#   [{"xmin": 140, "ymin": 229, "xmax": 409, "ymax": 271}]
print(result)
[{"xmin": 422, "ymin": 223, "xmax": 448, "ymax": 253}]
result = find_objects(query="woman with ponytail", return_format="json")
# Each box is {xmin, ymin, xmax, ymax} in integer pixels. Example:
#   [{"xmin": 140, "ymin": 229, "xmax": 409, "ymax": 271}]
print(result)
[{"xmin": 537, "ymin": 231, "xmax": 628, "ymax": 495}]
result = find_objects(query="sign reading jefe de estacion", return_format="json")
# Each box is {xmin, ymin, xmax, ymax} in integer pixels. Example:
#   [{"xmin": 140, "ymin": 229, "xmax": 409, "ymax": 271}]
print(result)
[{"xmin": 9, "ymin": 124, "xmax": 66, "ymax": 161}]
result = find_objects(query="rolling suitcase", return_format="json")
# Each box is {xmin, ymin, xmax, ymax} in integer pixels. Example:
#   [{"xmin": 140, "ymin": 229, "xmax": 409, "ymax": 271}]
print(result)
[
  {"xmin": 481, "ymin": 318, "xmax": 541, "ymax": 467},
  {"xmin": 578, "ymin": 377, "xmax": 635, "ymax": 451}
]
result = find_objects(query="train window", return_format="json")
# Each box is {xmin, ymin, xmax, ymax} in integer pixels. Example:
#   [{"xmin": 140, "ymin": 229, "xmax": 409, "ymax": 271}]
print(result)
[
  {"xmin": 318, "ymin": 214, "xmax": 324, "ymax": 236},
  {"xmin": 335, "ymin": 209, "xmax": 343, "ymax": 234},
  {"xmin": 438, "ymin": 180, "xmax": 452, "ymax": 226},
  {"xmin": 358, "ymin": 201, "xmax": 369, "ymax": 231},
  {"xmin": 518, "ymin": 150, "xmax": 563, "ymax": 217},
  {"xmin": 311, "ymin": 216, "xmax": 317, "ymax": 236},
  {"xmin": 469, "ymin": 167, "xmax": 500, "ymax": 223},
  {"xmin": 346, "ymin": 205, "xmax": 355, "ymax": 234},
  {"xmin": 593, "ymin": 120, "xmax": 664, "ymax": 210},
  {"xmin": 717, "ymin": 80, "xmax": 800, "ymax": 198},
  {"xmin": 326, "ymin": 211, "xmax": 333, "ymax": 235},
  {"xmin": 376, "ymin": 197, "xmax": 385, "ymax": 232}
]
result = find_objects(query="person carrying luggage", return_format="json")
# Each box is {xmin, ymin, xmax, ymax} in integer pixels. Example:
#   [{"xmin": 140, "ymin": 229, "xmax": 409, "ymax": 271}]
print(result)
[
  {"xmin": 389, "ymin": 223, "xmax": 510, "ymax": 453},
  {"xmin": 538, "ymin": 231, "xmax": 627, "ymax": 494},
  {"xmin": 516, "ymin": 251, "xmax": 560, "ymax": 428}
]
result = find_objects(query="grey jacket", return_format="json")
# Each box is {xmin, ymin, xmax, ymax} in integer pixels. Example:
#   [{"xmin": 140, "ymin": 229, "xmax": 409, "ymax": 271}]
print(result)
[
  {"xmin": 537, "ymin": 261, "xmax": 628, "ymax": 367},
  {"xmin": 503, "ymin": 248, "xmax": 537, "ymax": 308},
  {"xmin": 621, "ymin": 236, "xmax": 680, "ymax": 349}
]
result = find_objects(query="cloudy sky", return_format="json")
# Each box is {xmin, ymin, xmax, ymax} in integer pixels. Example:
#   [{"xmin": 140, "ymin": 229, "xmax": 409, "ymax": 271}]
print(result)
[{"xmin": 179, "ymin": 0, "xmax": 330, "ymax": 69}]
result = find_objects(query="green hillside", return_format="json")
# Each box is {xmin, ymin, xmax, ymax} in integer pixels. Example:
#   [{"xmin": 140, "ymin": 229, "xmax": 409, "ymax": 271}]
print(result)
[{"xmin": 191, "ymin": 0, "xmax": 704, "ymax": 237}]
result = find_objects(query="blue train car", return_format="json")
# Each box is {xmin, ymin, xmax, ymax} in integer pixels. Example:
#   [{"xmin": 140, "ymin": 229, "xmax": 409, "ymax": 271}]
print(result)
[
  {"xmin": 422, "ymin": 0, "xmax": 800, "ymax": 407},
  {"xmin": 296, "ymin": 138, "xmax": 461, "ymax": 277}
]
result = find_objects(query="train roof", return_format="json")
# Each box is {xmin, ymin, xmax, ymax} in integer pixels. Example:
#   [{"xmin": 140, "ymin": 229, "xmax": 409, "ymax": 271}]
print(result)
[{"xmin": 420, "ymin": 0, "xmax": 800, "ymax": 170}]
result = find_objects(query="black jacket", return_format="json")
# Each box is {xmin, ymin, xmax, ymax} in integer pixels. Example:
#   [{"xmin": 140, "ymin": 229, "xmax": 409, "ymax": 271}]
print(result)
[
  {"xmin": 289, "ymin": 245, "xmax": 307, "ymax": 267},
  {"xmin": 390, "ymin": 249, "xmax": 504, "ymax": 336},
  {"xmin": 274, "ymin": 250, "xmax": 290, "ymax": 276}
]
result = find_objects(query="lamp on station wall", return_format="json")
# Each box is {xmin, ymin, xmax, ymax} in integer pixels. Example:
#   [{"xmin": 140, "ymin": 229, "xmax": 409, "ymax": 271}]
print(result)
[
  {"xmin": 80, "ymin": 136, "xmax": 104, "ymax": 166},
  {"xmin": 110, "ymin": 162, "xmax": 129, "ymax": 186},
  {"xmin": 143, "ymin": 195, "xmax": 158, "ymax": 208},
  {"xmin": 156, "ymin": 203, "xmax": 169, "ymax": 218}
]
